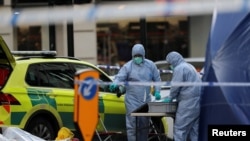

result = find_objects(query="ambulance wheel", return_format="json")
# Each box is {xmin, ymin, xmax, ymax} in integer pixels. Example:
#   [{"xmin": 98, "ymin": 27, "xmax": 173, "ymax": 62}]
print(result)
[{"xmin": 25, "ymin": 117, "xmax": 57, "ymax": 140}]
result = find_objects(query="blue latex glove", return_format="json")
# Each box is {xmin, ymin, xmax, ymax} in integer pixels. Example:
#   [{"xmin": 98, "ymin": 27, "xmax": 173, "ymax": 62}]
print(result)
[
  {"xmin": 163, "ymin": 97, "xmax": 172, "ymax": 103},
  {"xmin": 109, "ymin": 83, "xmax": 117, "ymax": 92},
  {"xmin": 154, "ymin": 91, "xmax": 161, "ymax": 100}
]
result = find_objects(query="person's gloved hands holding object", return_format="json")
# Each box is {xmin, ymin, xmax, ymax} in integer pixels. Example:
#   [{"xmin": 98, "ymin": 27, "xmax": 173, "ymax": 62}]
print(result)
[
  {"xmin": 116, "ymin": 85, "xmax": 126, "ymax": 98},
  {"xmin": 109, "ymin": 83, "xmax": 118, "ymax": 92},
  {"xmin": 163, "ymin": 97, "xmax": 172, "ymax": 103},
  {"xmin": 119, "ymin": 85, "xmax": 126, "ymax": 93},
  {"xmin": 154, "ymin": 91, "xmax": 161, "ymax": 100}
]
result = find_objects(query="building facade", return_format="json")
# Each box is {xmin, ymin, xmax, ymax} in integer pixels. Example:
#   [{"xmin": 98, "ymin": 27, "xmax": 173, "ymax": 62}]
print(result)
[{"xmin": 0, "ymin": 0, "xmax": 211, "ymax": 65}]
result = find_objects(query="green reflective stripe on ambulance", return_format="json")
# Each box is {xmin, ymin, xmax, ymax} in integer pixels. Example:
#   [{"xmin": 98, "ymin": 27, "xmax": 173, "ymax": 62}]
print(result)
[
  {"xmin": 98, "ymin": 98, "xmax": 104, "ymax": 113},
  {"xmin": 27, "ymin": 88, "xmax": 56, "ymax": 109},
  {"xmin": 103, "ymin": 114, "xmax": 126, "ymax": 132},
  {"xmin": 11, "ymin": 112, "xmax": 26, "ymax": 125},
  {"xmin": 59, "ymin": 112, "xmax": 75, "ymax": 129}
]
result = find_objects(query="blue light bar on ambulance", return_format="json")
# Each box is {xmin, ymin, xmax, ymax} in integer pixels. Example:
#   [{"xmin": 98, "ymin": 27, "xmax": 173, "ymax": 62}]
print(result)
[
  {"xmin": 11, "ymin": 51, "xmax": 57, "ymax": 57},
  {"xmin": 96, "ymin": 65, "xmax": 120, "ymax": 69}
]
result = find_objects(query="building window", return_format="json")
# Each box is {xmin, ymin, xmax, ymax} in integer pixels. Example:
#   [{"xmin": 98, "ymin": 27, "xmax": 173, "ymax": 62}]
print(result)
[{"xmin": 17, "ymin": 26, "xmax": 41, "ymax": 51}]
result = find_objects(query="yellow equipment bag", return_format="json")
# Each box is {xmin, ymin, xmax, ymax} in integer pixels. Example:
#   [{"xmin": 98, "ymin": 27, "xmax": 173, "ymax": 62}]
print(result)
[{"xmin": 55, "ymin": 127, "xmax": 74, "ymax": 141}]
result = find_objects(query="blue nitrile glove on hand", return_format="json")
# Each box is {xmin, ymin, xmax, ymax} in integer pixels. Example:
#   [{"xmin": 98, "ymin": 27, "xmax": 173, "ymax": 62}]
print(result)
[
  {"xmin": 109, "ymin": 83, "xmax": 118, "ymax": 92},
  {"xmin": 154, "ymin": 91, "xmax": 161, "ymax": 100},
  {"xmin": 163, "ymin": 97, "xmax": 172, "ymax": 103}
]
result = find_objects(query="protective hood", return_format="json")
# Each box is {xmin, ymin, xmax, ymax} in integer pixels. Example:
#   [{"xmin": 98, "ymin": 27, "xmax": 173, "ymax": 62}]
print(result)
[
  {"xmin": 166, "ymin": 51, "xmax": 184, "ymax": 67},
  {"xmin": 131, "ymin": 44, "xmax": 145, "ymax": 59}
]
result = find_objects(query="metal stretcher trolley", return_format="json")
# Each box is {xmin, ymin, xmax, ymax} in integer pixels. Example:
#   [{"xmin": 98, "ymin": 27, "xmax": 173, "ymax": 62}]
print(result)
[{"xmin": 131, "ymin": 102, "xmax": 177, "ymax": 141}]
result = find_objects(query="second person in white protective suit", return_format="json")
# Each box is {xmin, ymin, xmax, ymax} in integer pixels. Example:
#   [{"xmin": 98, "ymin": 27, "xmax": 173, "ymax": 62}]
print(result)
[
  {"xmin": 164, "ymin": 51, "xmax": 201, "ymax": 141},
  {"xmin": 109, "ymin": 44, "xmax": 161, "ymax": 141}
]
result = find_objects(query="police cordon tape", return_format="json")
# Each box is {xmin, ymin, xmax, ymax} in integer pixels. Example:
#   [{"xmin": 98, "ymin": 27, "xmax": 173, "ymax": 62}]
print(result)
[
  {"xmin": 75, "ymin": 80, "xmax": 250, "ymax": 87},
  {"xmin": 0, "ymin": 0, "xmax": 249, "ymax": 26},
  {"xmin": 96, "ymin": 65, "xmax": 173, "ymax": 74}
]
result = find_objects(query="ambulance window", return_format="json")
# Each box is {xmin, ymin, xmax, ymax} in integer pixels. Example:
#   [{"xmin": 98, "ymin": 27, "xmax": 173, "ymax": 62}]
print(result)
[
  {"xmin": 0, "ymin": 65, "xmax": 10, "ymax": 88},
  {"xmin": 71, "ymin": 63, "xmax": 112, "ymax": 92},
  {"xmin": 26, "ymin": 63, "xmax": 74, "ymax": 88}
]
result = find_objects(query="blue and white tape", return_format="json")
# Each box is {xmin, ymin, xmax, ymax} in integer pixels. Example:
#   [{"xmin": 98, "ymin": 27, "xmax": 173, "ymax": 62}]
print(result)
[
  {"xmin": 75, "ymin": 79, "xmax": 250, "ymax": 87},
  {"xmin": 0, "ymin": 0, "xmax": 249, "ymax": 26}
]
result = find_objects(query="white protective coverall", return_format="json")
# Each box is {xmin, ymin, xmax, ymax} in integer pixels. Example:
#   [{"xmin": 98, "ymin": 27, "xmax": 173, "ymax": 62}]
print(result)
[
  {"xmin": 166, "ymin": 51, "xmax": 201, "ymax": 141},
  {"xmin": 113, "ymin": 44, "xmax": 161, "ymax": 141}
]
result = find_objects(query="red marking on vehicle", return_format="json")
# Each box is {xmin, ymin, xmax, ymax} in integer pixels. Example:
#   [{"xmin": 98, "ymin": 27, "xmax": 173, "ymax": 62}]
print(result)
[{"xmin": 3, "ymin": 105, "xmax": 10, "ymax": 113}]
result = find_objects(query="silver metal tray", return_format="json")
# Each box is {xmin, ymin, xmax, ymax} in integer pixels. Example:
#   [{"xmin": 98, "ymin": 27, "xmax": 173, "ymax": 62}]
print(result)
[{"xmin": 147, "ymin": 102, "xmax": 177, "ymax": 113}]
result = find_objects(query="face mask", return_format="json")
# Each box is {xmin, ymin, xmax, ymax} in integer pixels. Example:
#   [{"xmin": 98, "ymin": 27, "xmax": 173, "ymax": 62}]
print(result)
[
  {"xmin": 170, "ymin": 65, "xmax": 174, "ymax": 70},
  {"xmin": 133, "ymin": 57, "xmax": 143, "ymax": 65}
]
